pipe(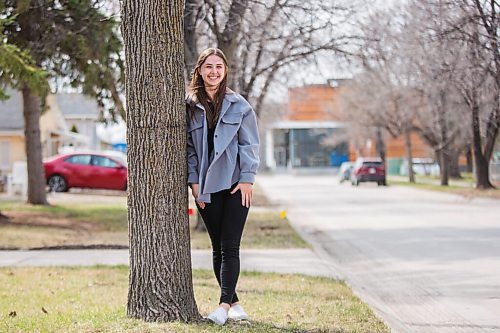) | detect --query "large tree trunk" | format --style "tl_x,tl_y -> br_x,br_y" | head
22,85 -> 48,205
403,128 -> 415,183
438,91 -> 449,186
184,0 -> 199,78
471,101 -> 494,188
449,148 -> 461,179
217,0 -> 250,63
465,147 -> 473,173
439,148 -> 450,186
375,127 -> 386,162
468,24 -> 495,189
122,0 -> 200,322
